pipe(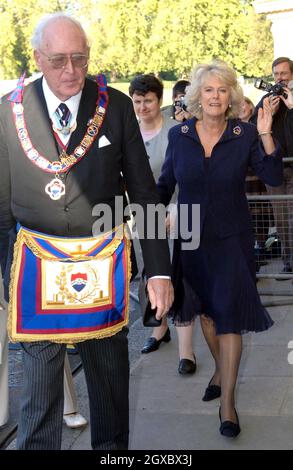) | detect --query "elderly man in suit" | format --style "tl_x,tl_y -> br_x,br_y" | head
0,13 -> 173,450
